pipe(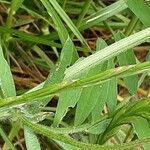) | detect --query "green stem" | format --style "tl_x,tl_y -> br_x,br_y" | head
123,126 -> 133,143
21,117 -> 150,150
125,15 -> 139,36
6,0 -> 17,28
0,61 -> 150,108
